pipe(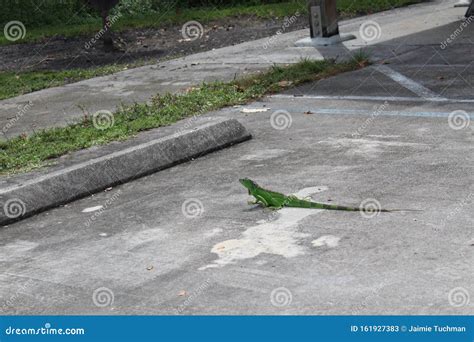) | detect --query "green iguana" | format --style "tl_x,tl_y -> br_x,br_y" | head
239,178 -> 413,212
